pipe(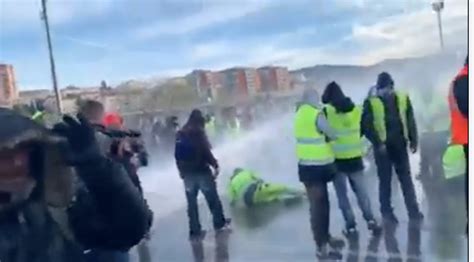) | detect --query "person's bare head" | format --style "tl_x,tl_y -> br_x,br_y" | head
78,100 -> 104,124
